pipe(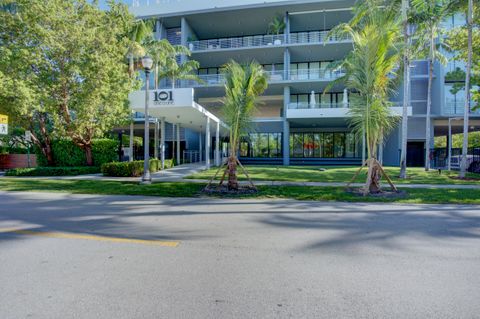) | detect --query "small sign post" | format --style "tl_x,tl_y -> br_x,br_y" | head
0,114 -> 8,135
